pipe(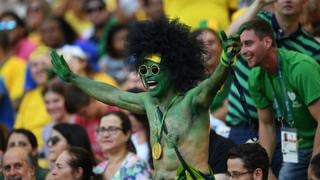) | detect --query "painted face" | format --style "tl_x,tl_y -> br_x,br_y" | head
240,30 -> 269,68
51,151 -> 80,180
2,148 -> 35,180
274,0 -> 307,17
7,133 -> 35,156
44,91 -> 67,122
139,60 -> 171,97
197,30 -> 222,74
227,158 -> 254,180
97,114 -> 130,153
48,130 -> 69,163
